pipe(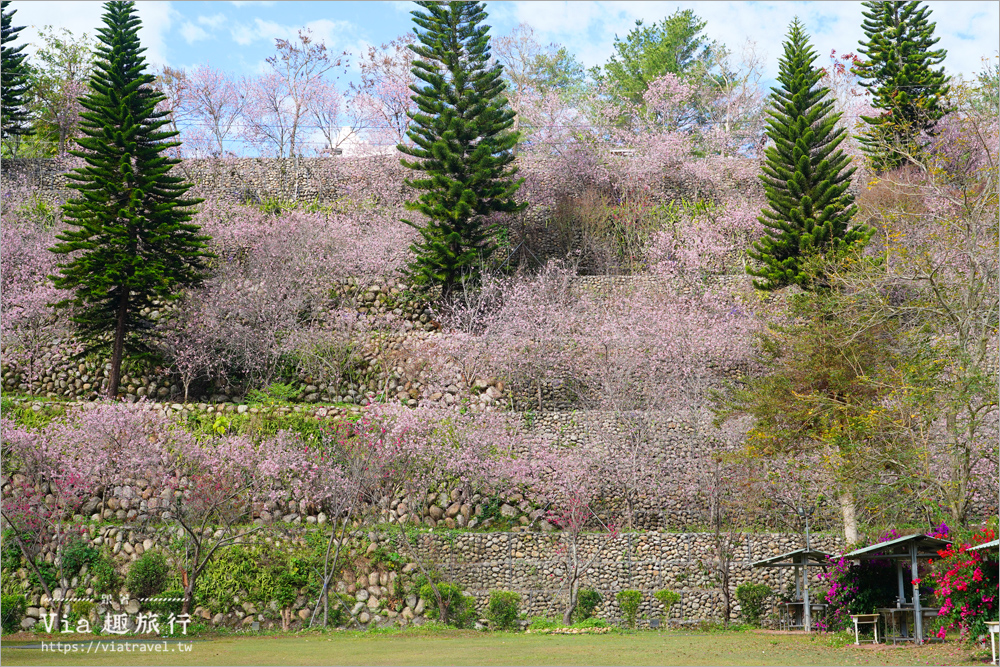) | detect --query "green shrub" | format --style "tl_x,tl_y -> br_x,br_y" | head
1,594 -> 26,633
244,382 -> 300,405
72,601 -> 94,617
369,547 -> 406,572
273,557 -> 309,609
67,600 -> 95,628
0,398 -> 60,429
194,542 -> 318,614
573,588 -> 602,622
654,589 -> 681,620
486,591 -> 521,631
60,536 -> 99,577
735,582 -> 772,627
184,409 -> 329,443
616,590 -> 642,629
90,556 -> 122,596
145,588 -> 184,616
28,559 -> 58,592
527,616 -> 561,630
323,593 -> 358,628
418,581 -> 477,628
572,617 -> 609,629
1,530 -> 22,571
126,552 -> 169,600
